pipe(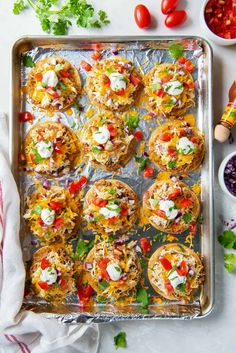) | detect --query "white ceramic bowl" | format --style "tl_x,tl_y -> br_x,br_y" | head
200,0 -> 236,46
218,151 -> 236,201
